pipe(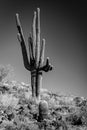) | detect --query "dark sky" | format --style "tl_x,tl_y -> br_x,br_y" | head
0,1 -> 87,97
